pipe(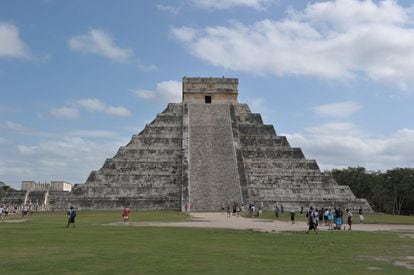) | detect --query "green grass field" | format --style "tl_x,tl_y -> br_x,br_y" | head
1,211 -> 413,274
